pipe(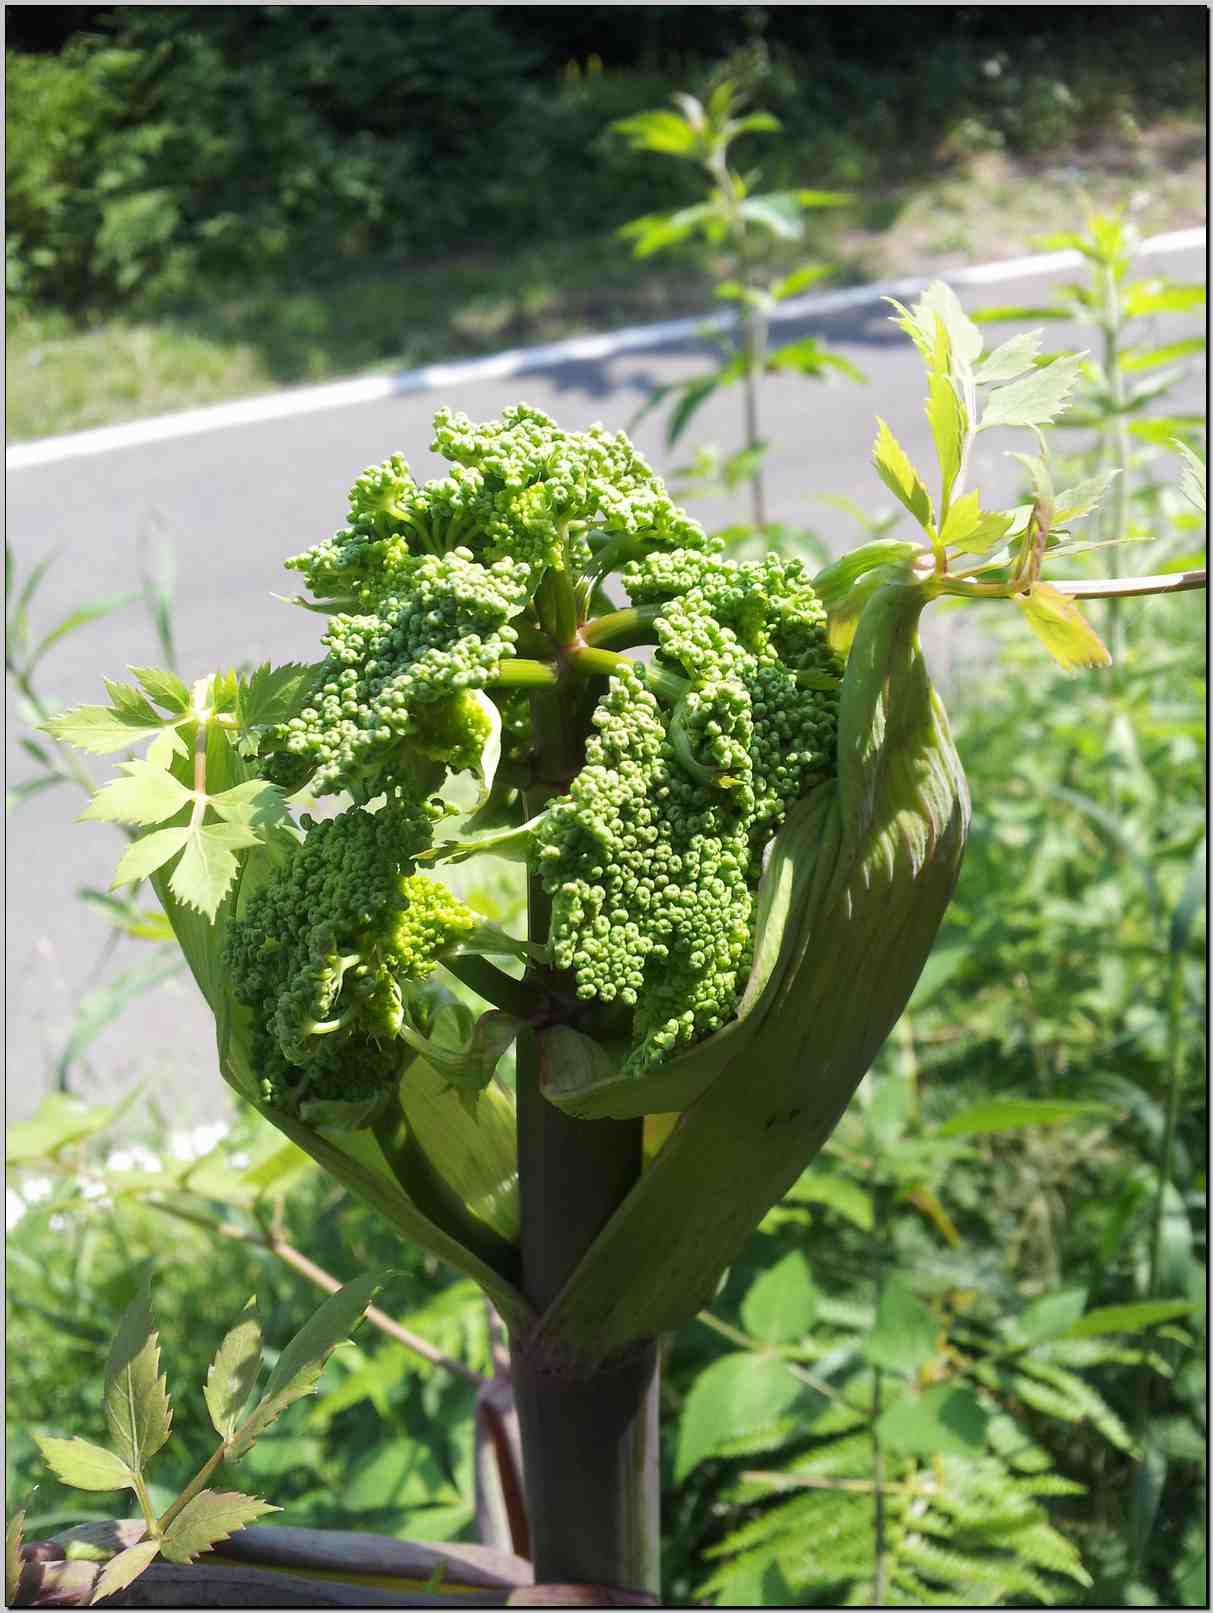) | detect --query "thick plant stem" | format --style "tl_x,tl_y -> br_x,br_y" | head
511,671 -> 661,1597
